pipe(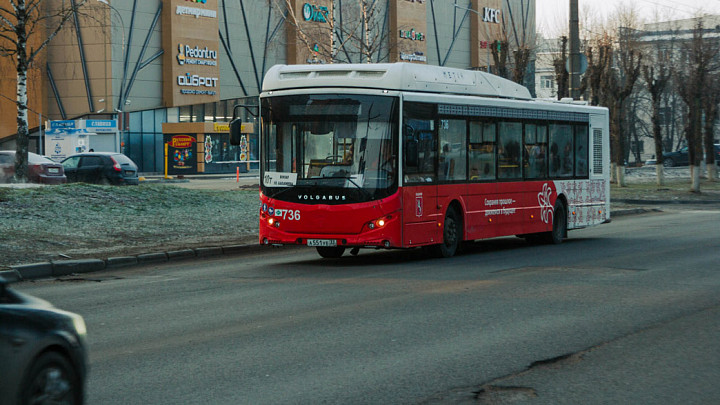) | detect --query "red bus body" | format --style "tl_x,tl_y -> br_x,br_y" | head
251,63 -> 610,257
259,179 -> 608,249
